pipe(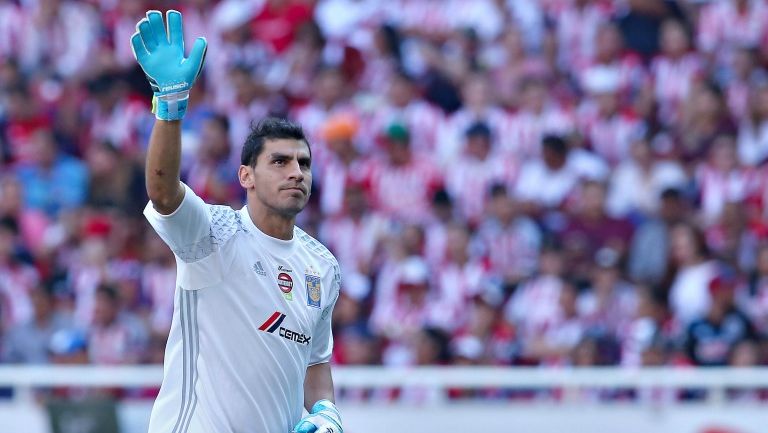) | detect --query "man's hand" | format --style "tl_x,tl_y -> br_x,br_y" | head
292,400 -> 343,433
130,10 -> 207,121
